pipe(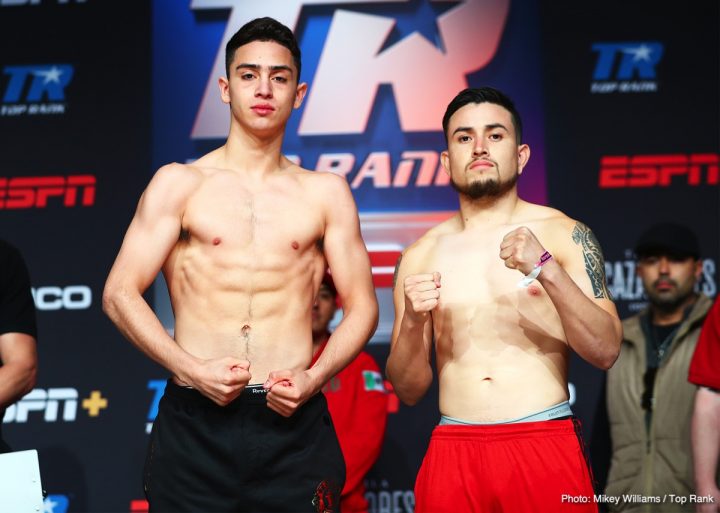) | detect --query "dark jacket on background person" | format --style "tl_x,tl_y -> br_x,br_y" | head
605,294 -> 713,512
